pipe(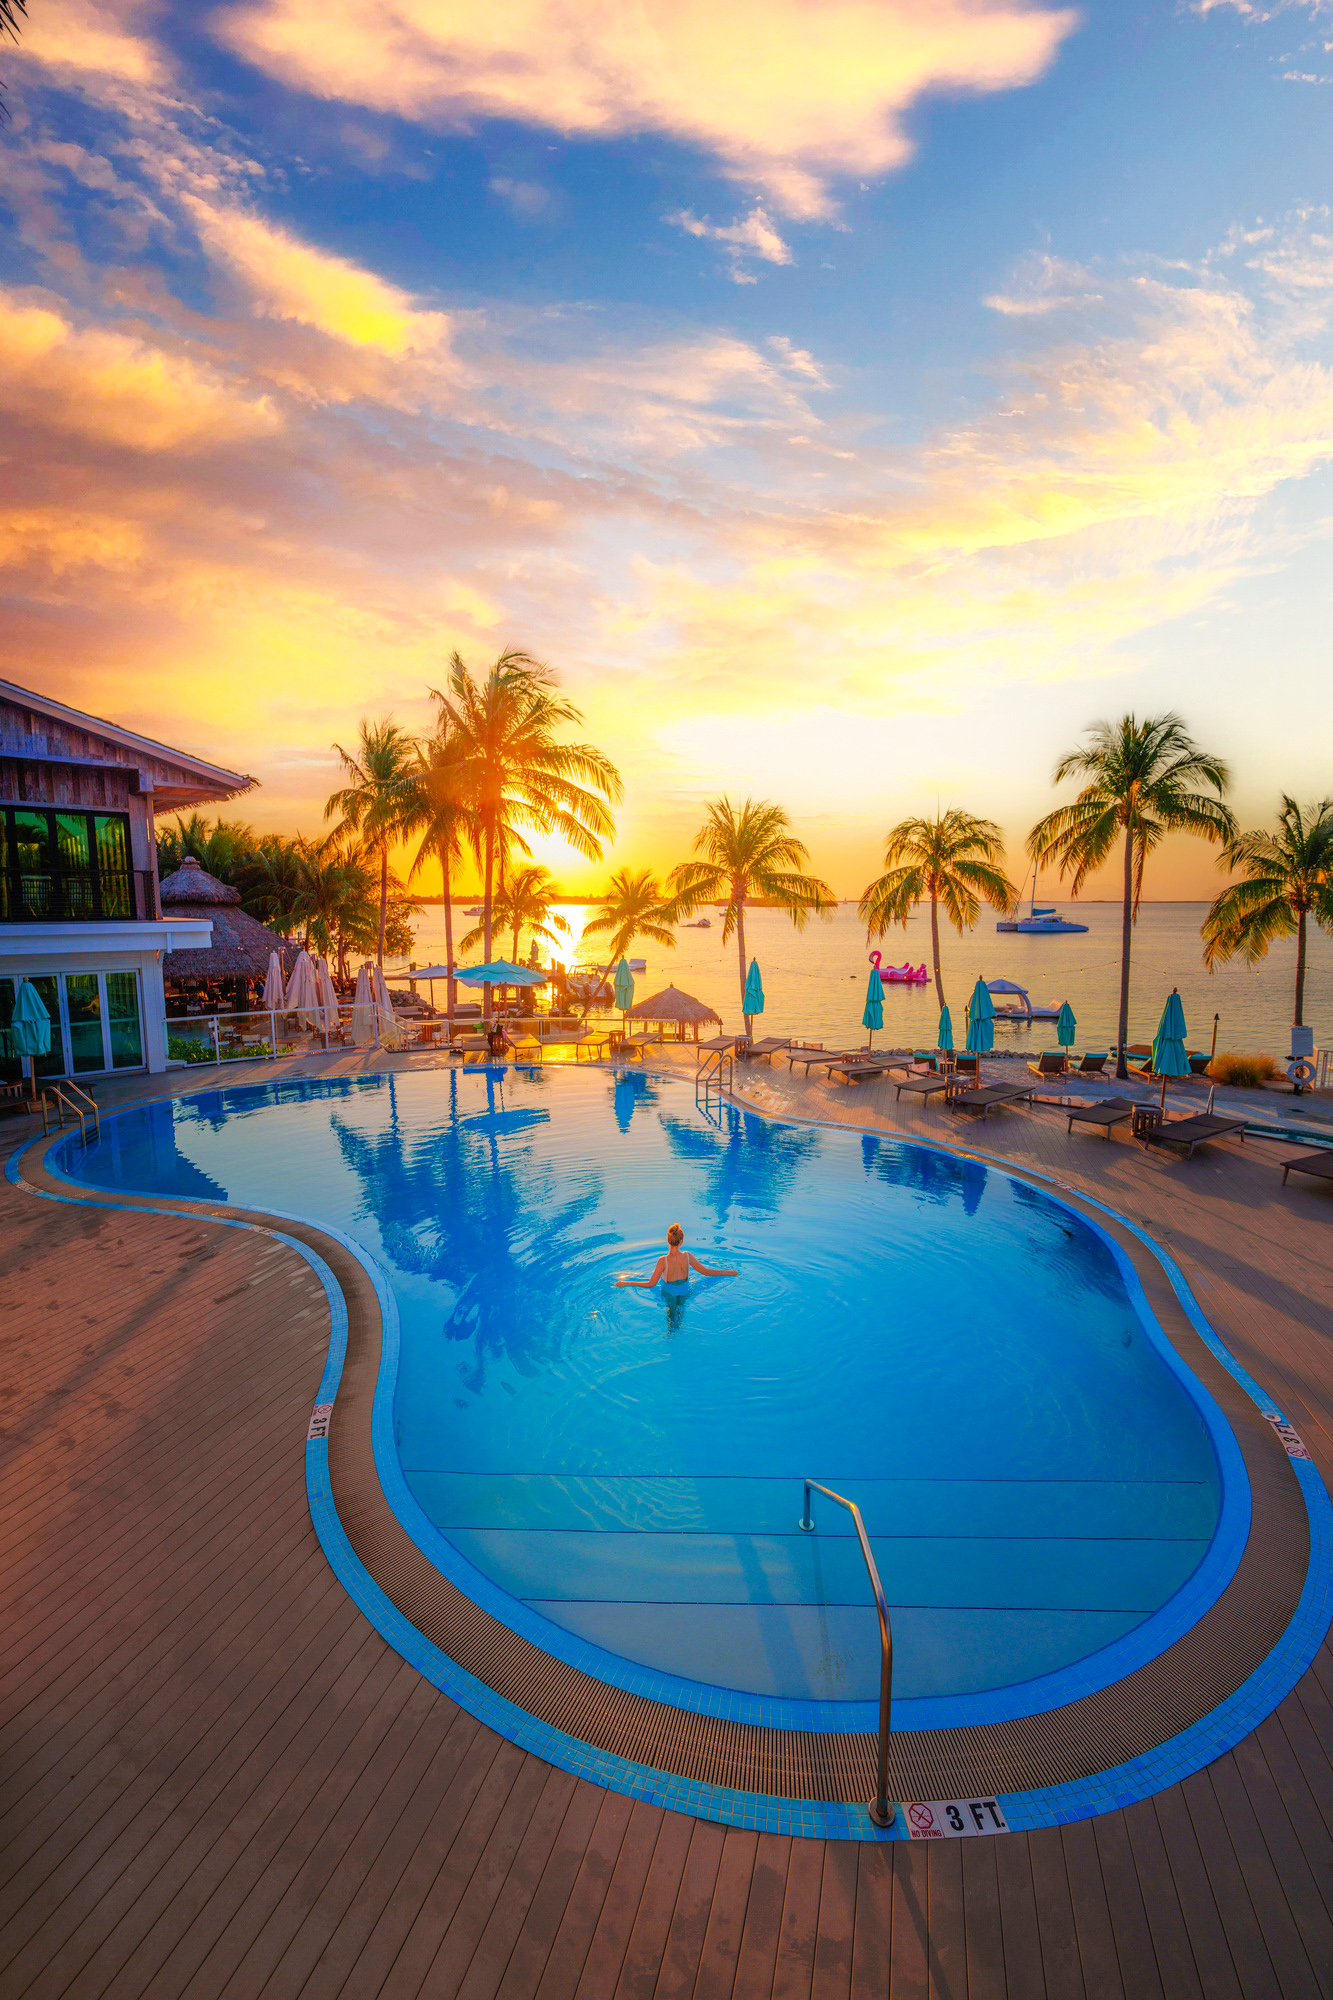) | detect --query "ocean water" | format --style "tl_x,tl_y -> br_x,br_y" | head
57,1068 -> 1227,1714
392,900 -> 1330,1055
